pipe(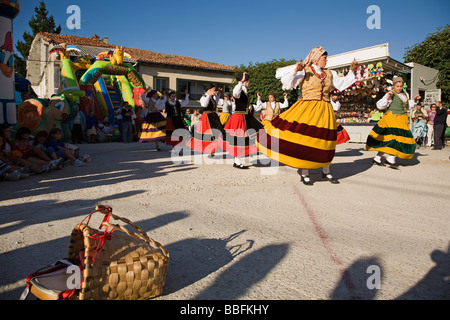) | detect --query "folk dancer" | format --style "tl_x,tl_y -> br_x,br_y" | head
138,88 -> 166,151
165,90 -> 189,147
366,76 -> 420,168
187,84 -> 224,157
217,72 -> 263,169
255,92 -> 289,126
219,92 -> 235,125
256,46 -> 357,185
